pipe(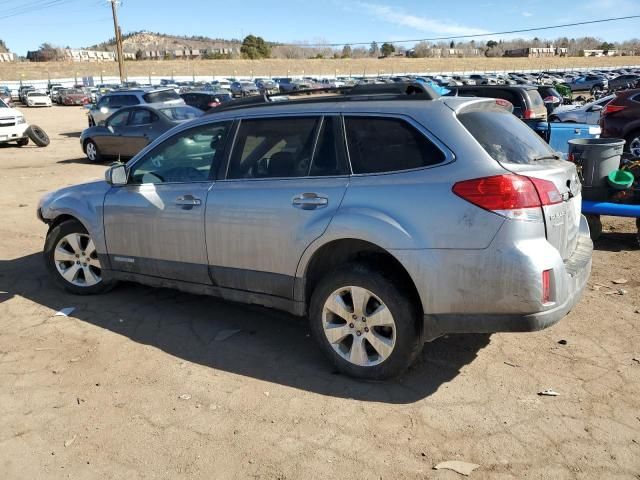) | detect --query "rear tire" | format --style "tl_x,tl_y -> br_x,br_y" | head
309,263 -> 422,380
44,219 -> 114,295
624,130 -> 640,158
26,125 -> 50,147
16,138 -> 29,147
